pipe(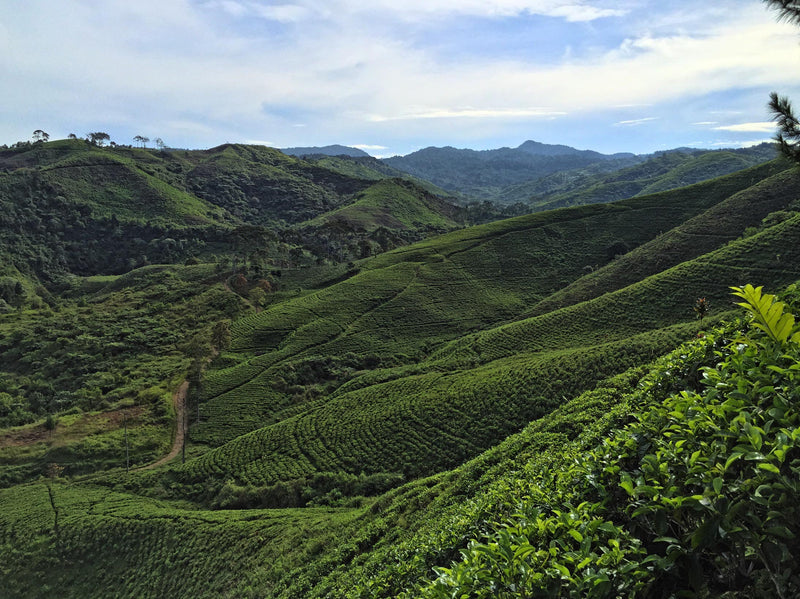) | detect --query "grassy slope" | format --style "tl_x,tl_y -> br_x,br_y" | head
192,182 -> 726,447
502,148 -> 778,209
1,140 -> 231,226
157,163 -> 800,496
0,481 -> 364,598
305,154 -> 454,196
1,145 -> 799,597
4,295 -> 792,598
532,163 -> 800,315
0,264 -> 249,483
178,209 -> 800,493
301,178 -> 460,232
